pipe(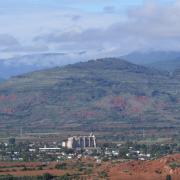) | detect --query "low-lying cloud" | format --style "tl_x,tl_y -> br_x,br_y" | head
0,34 -> 19,48
1,0 -> 180,64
